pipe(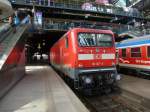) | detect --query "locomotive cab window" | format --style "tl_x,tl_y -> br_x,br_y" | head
147,46 -> 150,57
78,33 -> 96,47
97,34 -> 113,47
122,49 -> 126,57
65,36 -> 69,48
78,33 -> 113,47
131,47 -> 141,57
